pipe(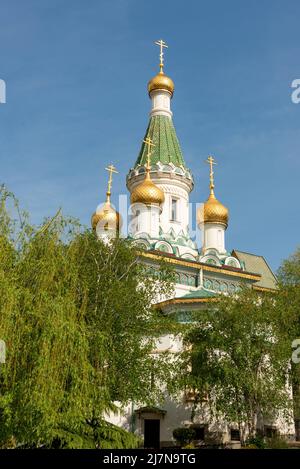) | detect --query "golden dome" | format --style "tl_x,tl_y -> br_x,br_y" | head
198,189 -> 229,227
91,199 -> 121,232
148,71 -> 174,96
131,170 -> 165,206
